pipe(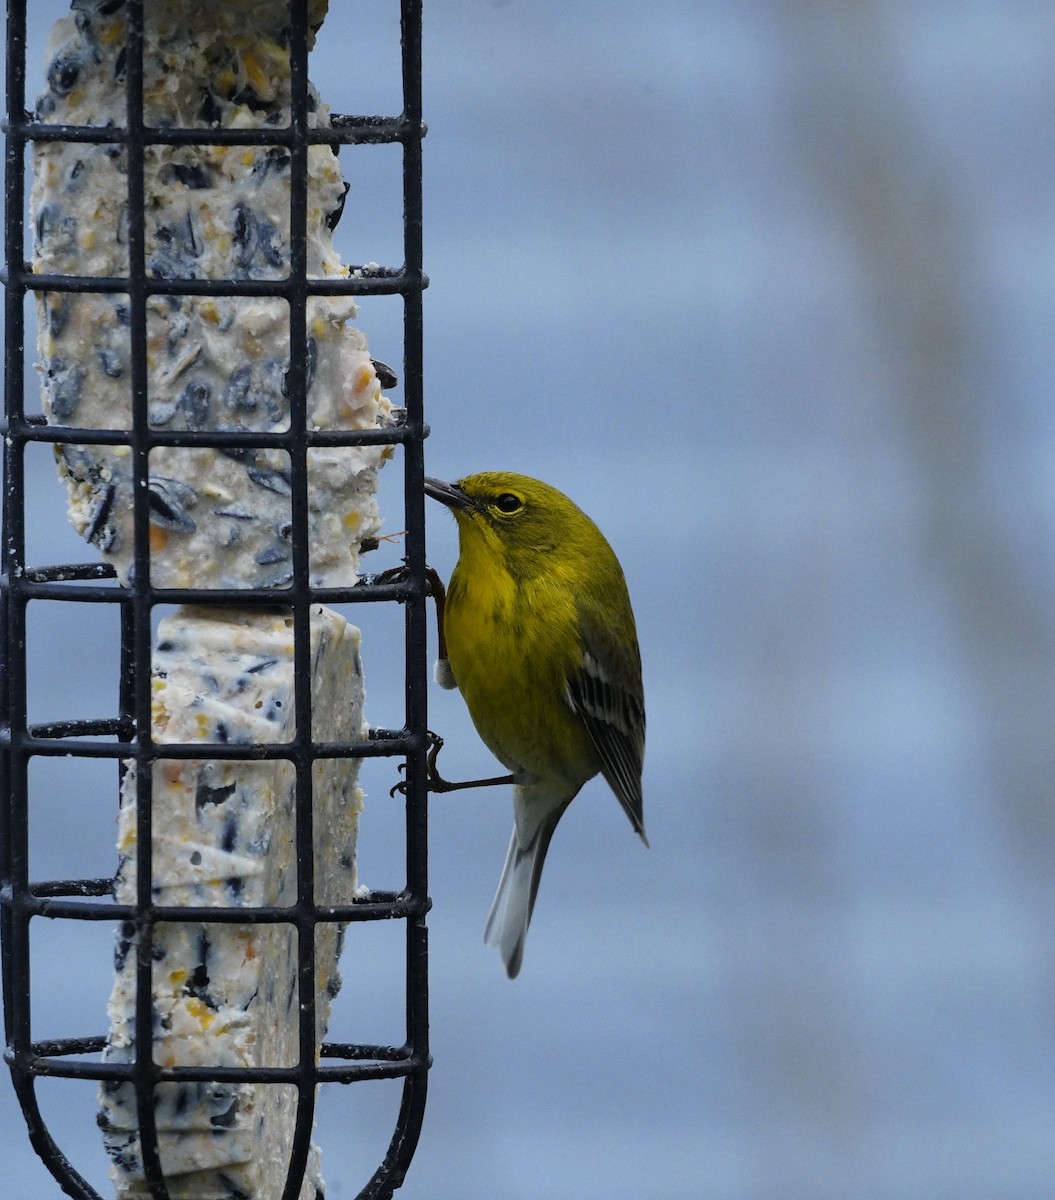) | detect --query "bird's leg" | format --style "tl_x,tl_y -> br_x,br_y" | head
376,565 -> 511,795
390,731 -> 515,797
426,566 -> 449,665
372,562 -> 448,663
423,732 -> 515,792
